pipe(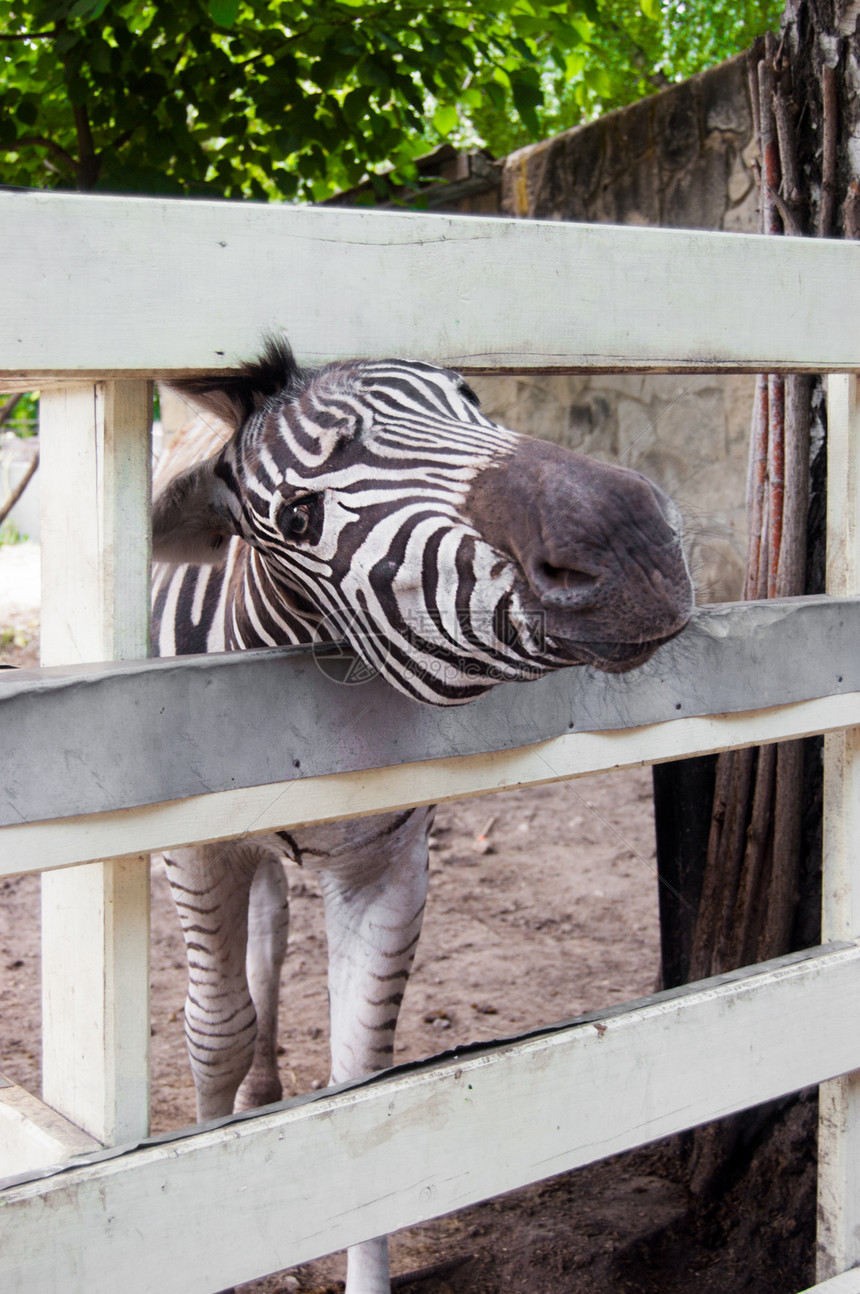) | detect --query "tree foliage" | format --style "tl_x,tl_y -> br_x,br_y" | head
0,1 -> 783,201
0,0 -> 601,199
469,0 -> 786,157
